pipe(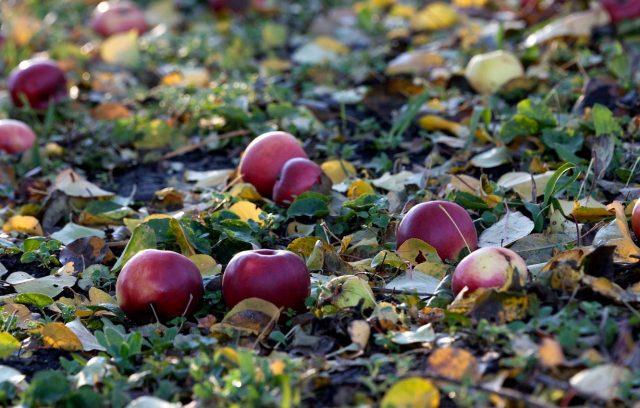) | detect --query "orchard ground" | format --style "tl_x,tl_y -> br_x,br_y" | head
1,0 -> 640,407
